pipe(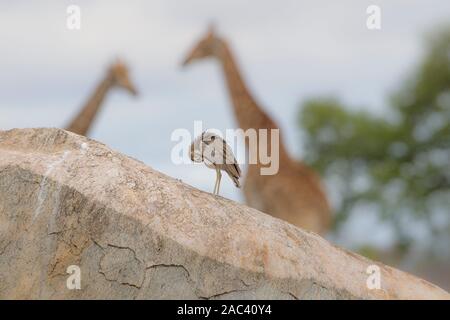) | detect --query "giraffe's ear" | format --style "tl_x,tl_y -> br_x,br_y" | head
115,57 -> 125,67
207,23 -> 216,39
110,57 -> 124,71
